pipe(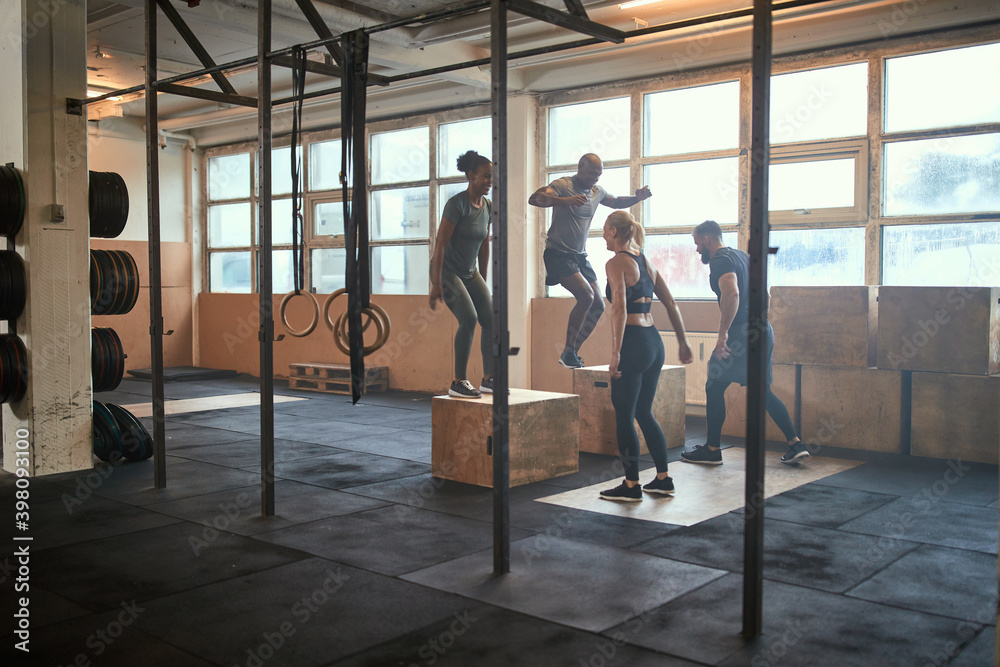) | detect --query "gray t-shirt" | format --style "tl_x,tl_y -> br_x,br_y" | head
442,192 -> 491,279
543,175 -> 608,254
